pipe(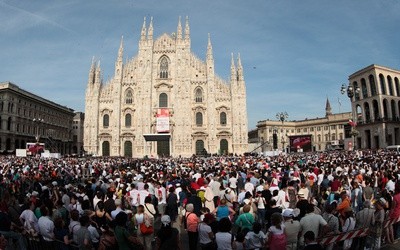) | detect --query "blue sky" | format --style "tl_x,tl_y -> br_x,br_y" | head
1,0 -> 400,129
